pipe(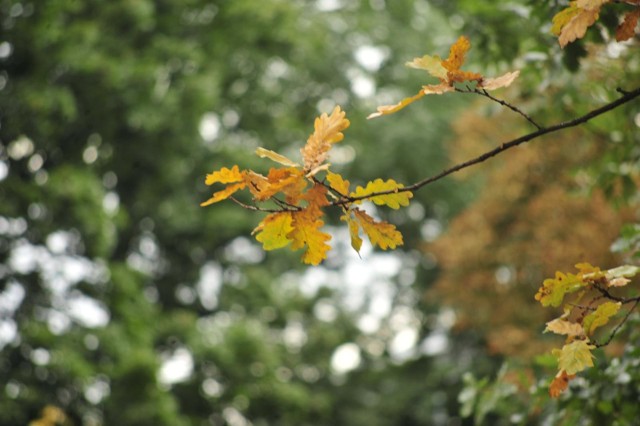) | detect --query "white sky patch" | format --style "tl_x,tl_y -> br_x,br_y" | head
159,347 -> 194,385
316,0 -> 343,11
197,261 -> 223,310
67,294 -> 110,328
331,342 -> 361,374
0,161 -> 8,181
224,237 -> 264,264
354,45 -> 389,72
350,74 -> 376,98
199,113 -> 221,143
389,327 -> 419,361
420,331 -> 449,356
